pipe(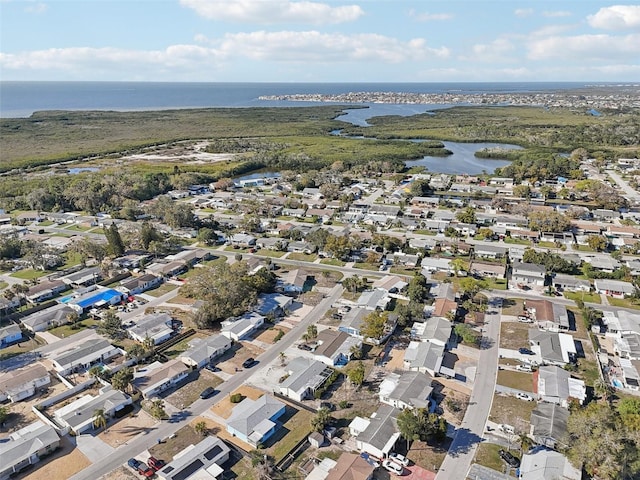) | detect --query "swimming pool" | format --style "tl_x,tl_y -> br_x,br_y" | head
612,379 -> 623,388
